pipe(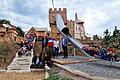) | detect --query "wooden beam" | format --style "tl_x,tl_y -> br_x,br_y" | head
31,69 -> 45,72
52,59 -> 98,65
